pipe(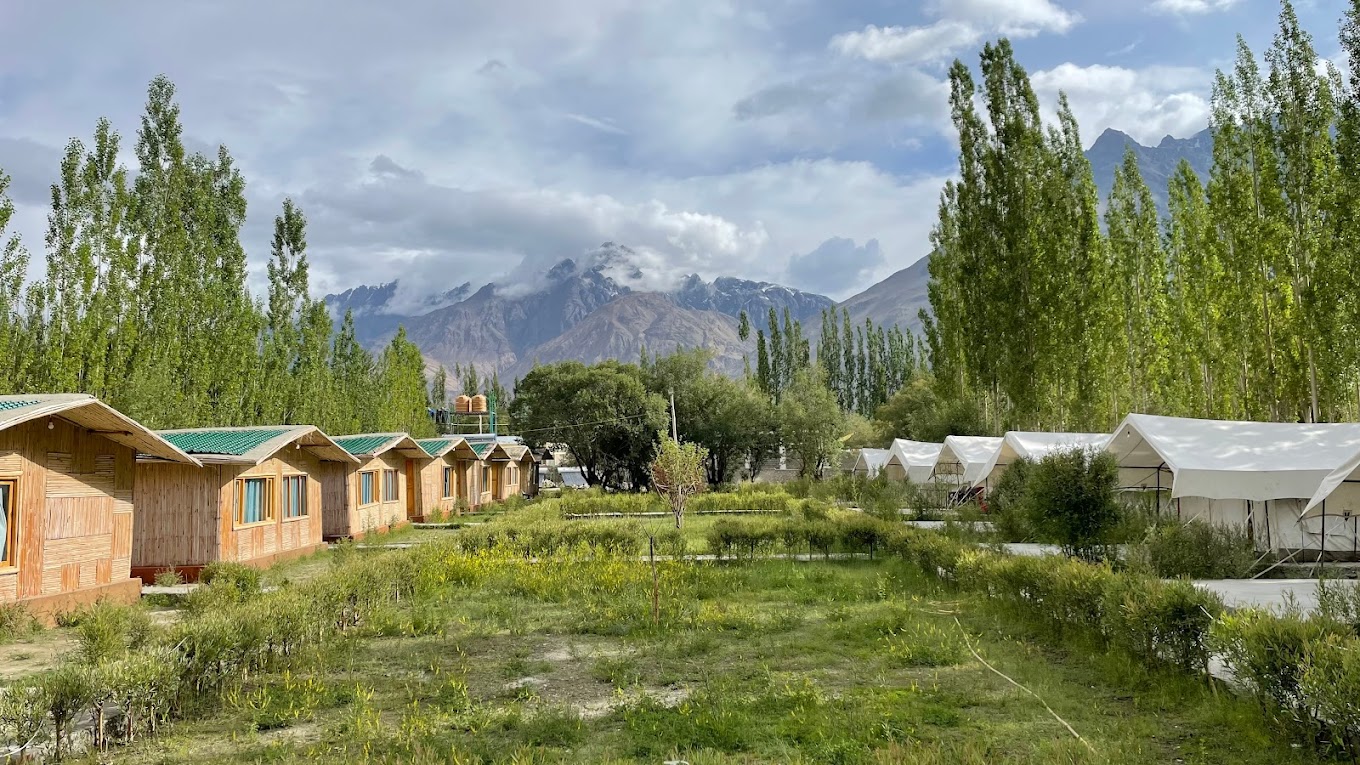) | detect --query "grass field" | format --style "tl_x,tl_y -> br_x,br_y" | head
105,550 -> 1319,765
